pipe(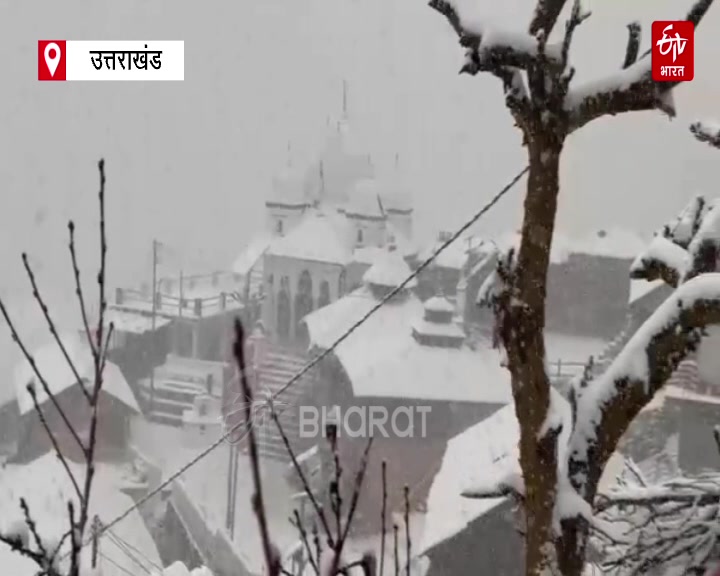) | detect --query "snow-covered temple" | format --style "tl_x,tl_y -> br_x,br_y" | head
235,119 -> 417,347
